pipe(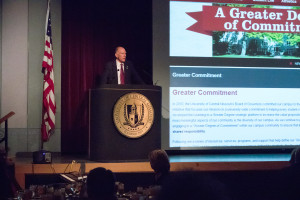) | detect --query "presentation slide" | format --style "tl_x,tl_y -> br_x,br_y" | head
152,0 -> 300,150
170,0 -> 300,59
170,66 -> 300,148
